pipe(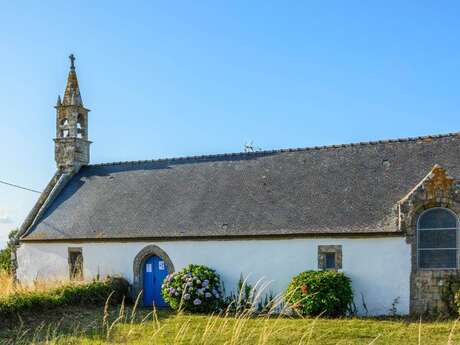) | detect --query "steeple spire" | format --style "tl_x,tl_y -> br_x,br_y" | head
54,54 -> 91,172
62,54 -> 82,106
